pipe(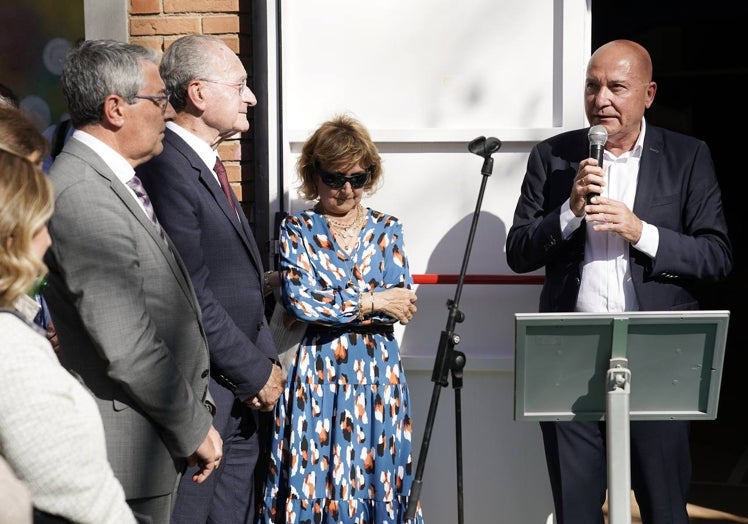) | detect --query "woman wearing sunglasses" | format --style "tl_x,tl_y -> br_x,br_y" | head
258,114 -> 423,523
